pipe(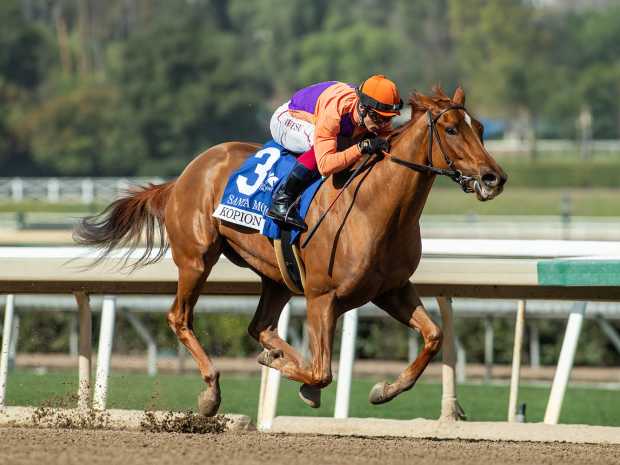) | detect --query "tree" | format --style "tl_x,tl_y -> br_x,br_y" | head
449,0 -> 561,156
115,2 -> 272,175
0,0 -> 52,90
572,6 -> 620,138
392,0 -> 458,91
26,84 -> 147,175
0,0 -> 53,173
295,24 -> 401,86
